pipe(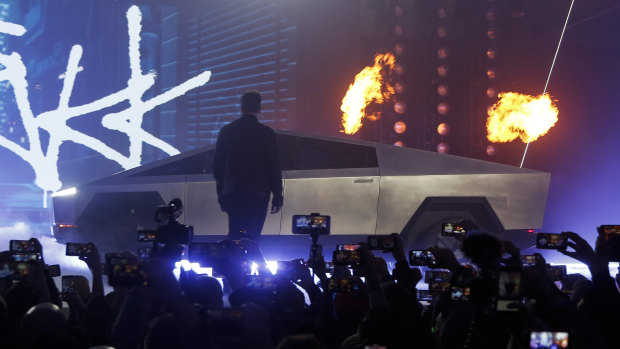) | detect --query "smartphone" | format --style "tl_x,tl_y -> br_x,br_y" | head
428,281 -> 450,295
417,289 -> 432,301
0,262 -> 14,278
336,244 -> 361,251
441,222 -> 467,237
220,240 -> 247,254
597,225 -> 620,241
367,235 -> 396,251
137,230 -> 157,242
309,244 -> 323,267
547,265 -> 566,282
62,275 -> 77,294
245,275 -> 278,291
496,266 -> 522,311
11,252 -> 41,262
137,247 -> 151,260
529,331 -> 569,349
425,270 -> 450,283
597,225 -> 620,261
13,262 -> 32,280
521,255 -> 538,267
323,261 -> 334,274
66,242 -> 91,257
450,286 -> 471,301
328,277 -> 363,293
108,262 -> 148,287
276,259 -> 305,280
105,252 -> 129,265
105,252 -> 139,282
188,242 -> 223,266
408,250 -> 436,267
47,264 -> 61,277
292,215 -> 330,235
200,307 -> 245,335
10,240 -> 37,253
332,249 -> 363,267
536,233 -> 567,250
